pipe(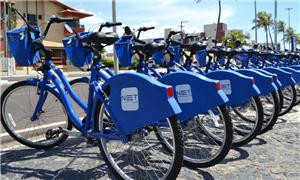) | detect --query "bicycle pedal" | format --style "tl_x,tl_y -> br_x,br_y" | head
61,128 -> 82,137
